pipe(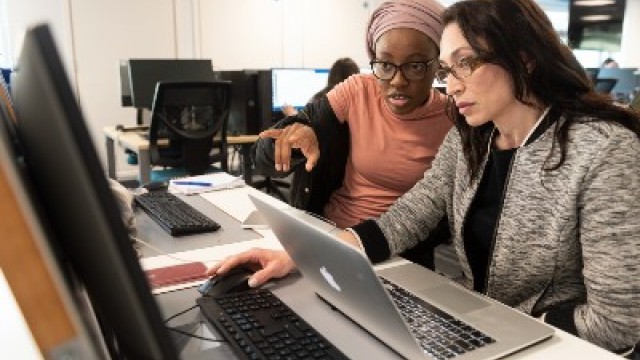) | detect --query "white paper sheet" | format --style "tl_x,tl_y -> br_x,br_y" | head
168,172 -> 245,195
199,186 -> 290,223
